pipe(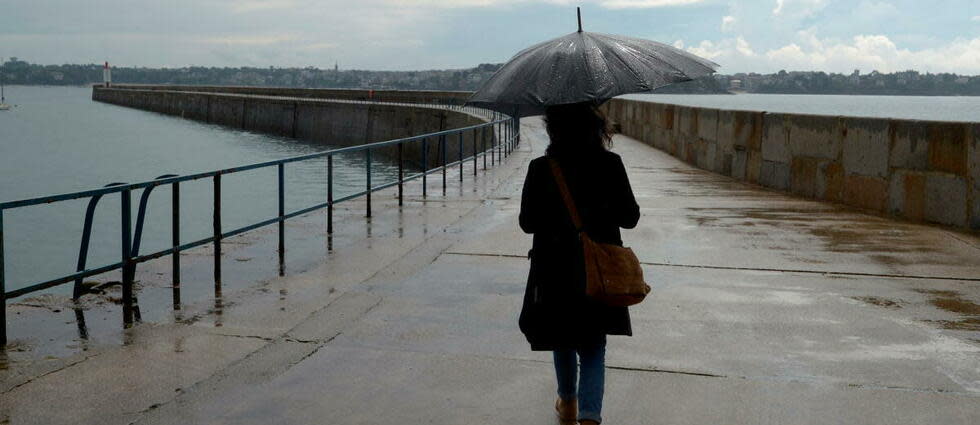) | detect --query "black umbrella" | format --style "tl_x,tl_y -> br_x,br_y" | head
468,8 -> 719,117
